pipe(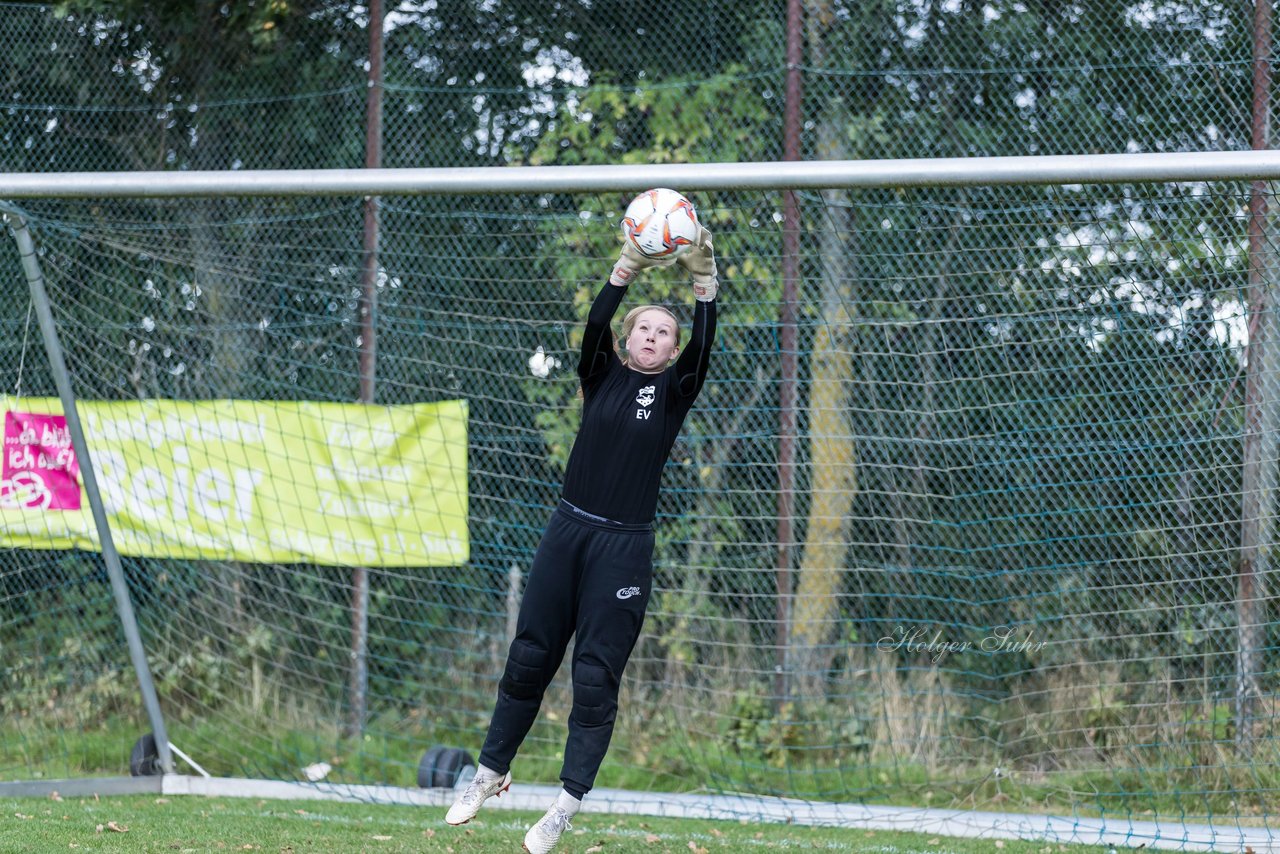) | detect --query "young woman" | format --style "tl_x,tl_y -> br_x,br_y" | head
445,226 -> 719,853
